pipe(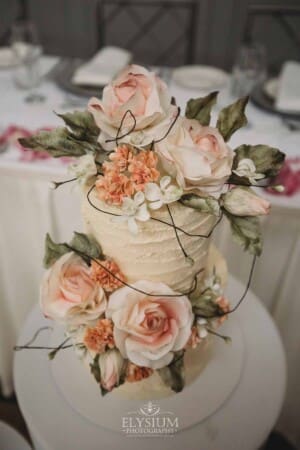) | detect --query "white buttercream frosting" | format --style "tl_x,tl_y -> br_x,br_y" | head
81,187 -> 217,294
